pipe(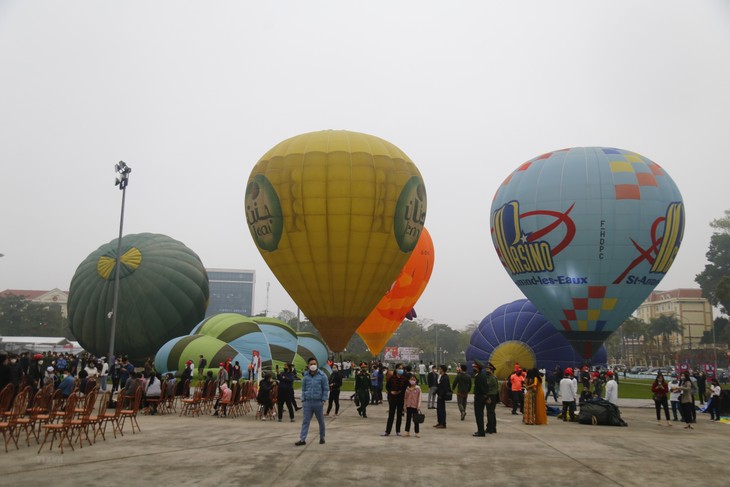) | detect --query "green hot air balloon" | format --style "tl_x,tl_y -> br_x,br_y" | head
68,233 -> 209,362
